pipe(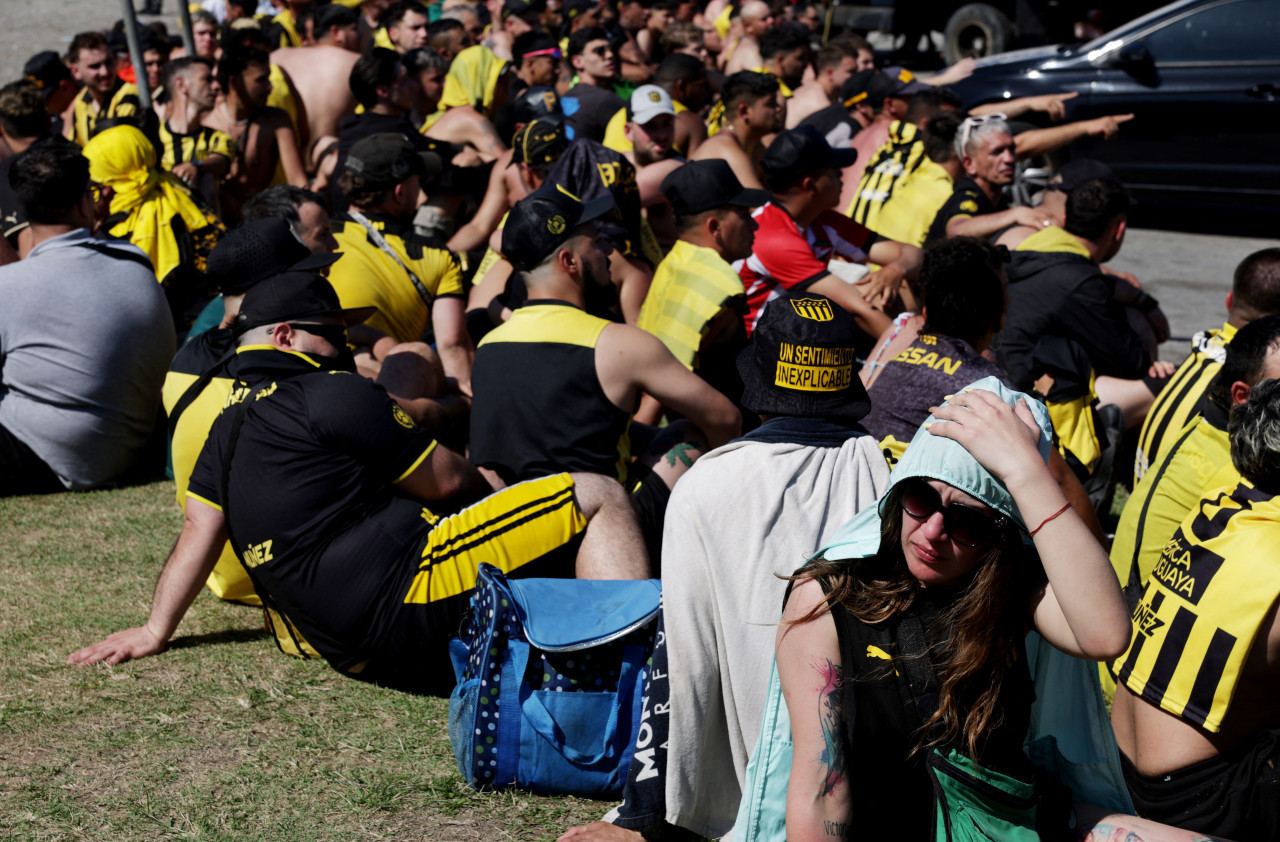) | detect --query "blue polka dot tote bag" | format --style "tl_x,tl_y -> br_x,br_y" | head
448,563 -> 660,798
